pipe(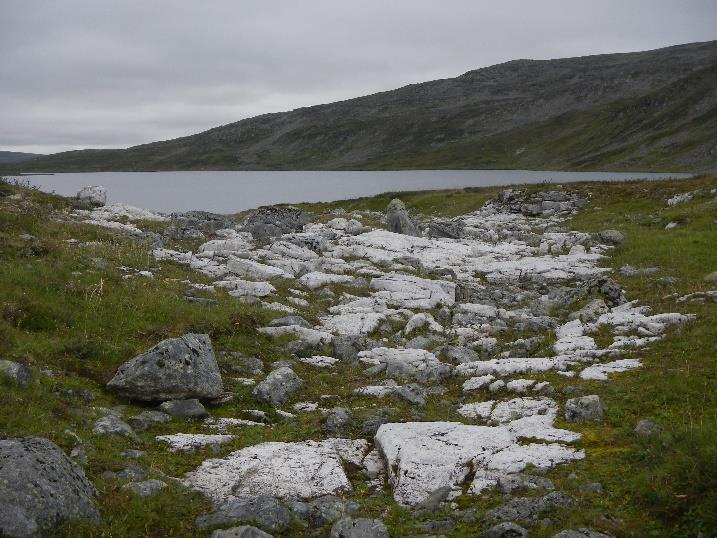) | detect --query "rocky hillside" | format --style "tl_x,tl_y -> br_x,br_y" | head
0,151 -> 42,164
6,41 -> 717,174
1,175 -> 715,536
